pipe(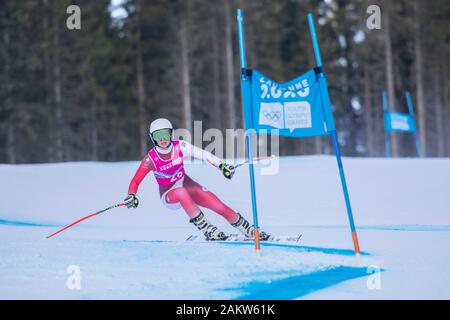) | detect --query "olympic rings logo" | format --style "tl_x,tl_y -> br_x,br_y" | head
263,110 -> 282,121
